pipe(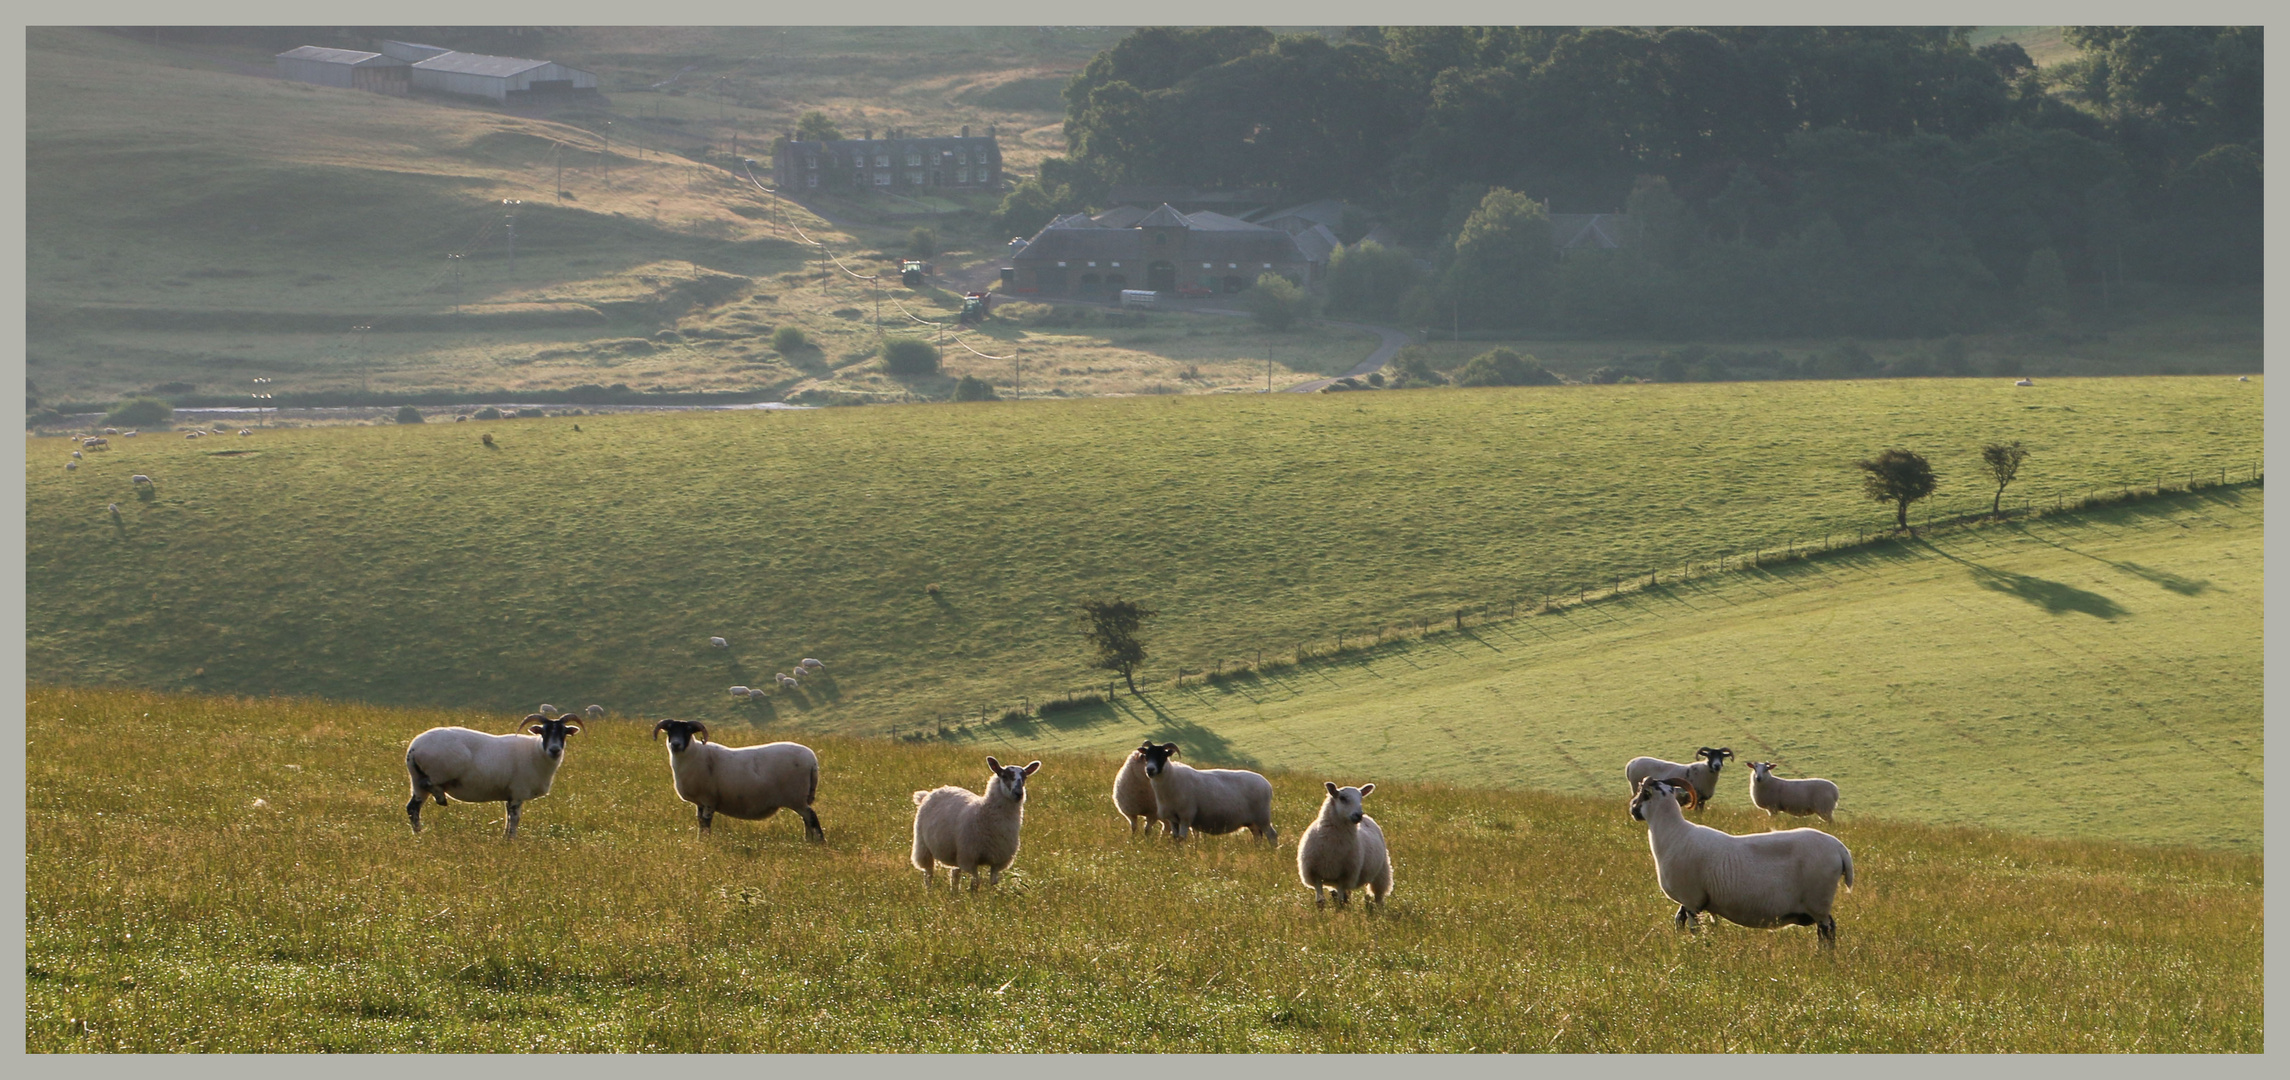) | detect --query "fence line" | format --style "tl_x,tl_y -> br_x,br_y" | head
892,459 -> 2261,743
